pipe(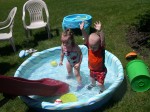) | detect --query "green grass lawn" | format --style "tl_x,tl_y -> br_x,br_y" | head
0,0 -> 150,112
